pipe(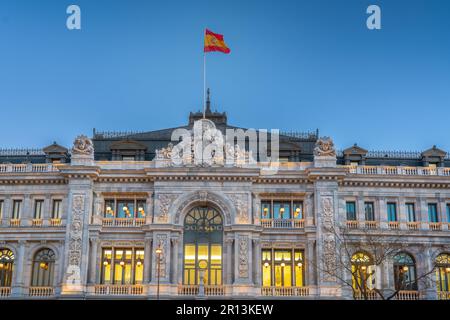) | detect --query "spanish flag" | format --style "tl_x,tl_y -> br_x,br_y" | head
204,29 -> 231,54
